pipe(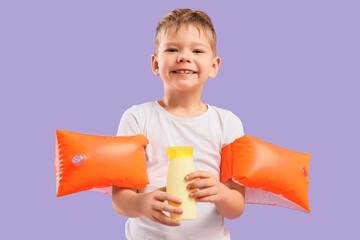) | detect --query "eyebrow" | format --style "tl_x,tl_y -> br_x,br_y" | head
163,42 -> 210,48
